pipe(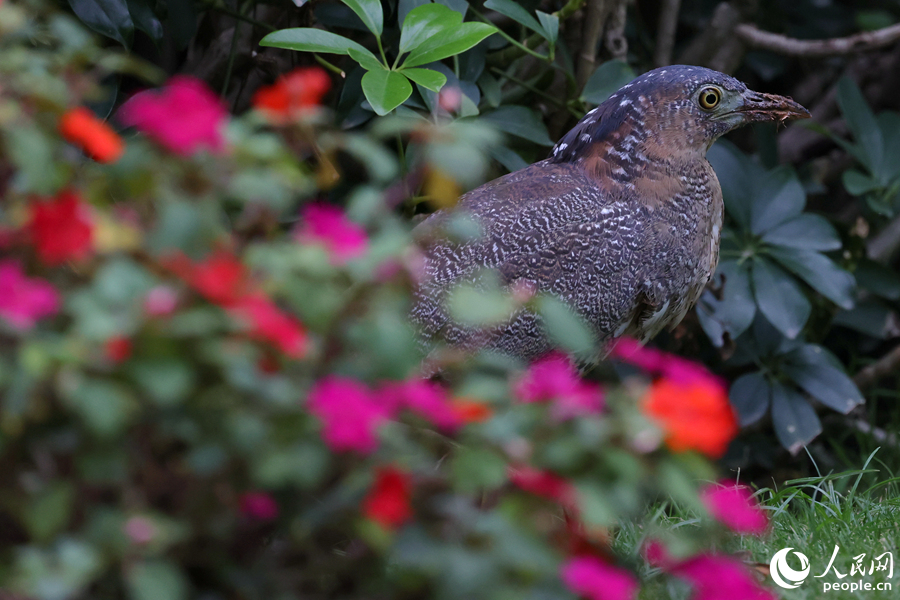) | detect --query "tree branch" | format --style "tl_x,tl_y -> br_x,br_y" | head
735,22 -> 900,58
654,0 -> 682,67
576,0 -> 609,89
853,343 -> 900,391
